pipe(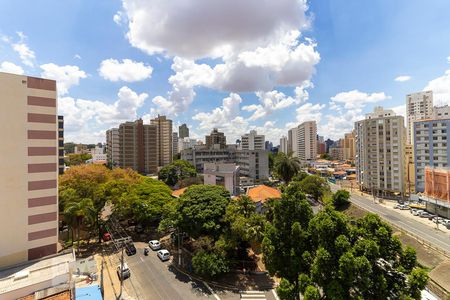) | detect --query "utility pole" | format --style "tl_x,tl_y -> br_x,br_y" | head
435,197 -> 439,230
178,228 -> 182,266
